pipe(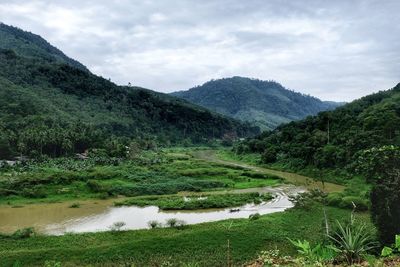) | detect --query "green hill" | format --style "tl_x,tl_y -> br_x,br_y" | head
0,24 -> 258,159
171,77 -> 343,130
0,23 -> 87,71
238,83 -> 400,172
